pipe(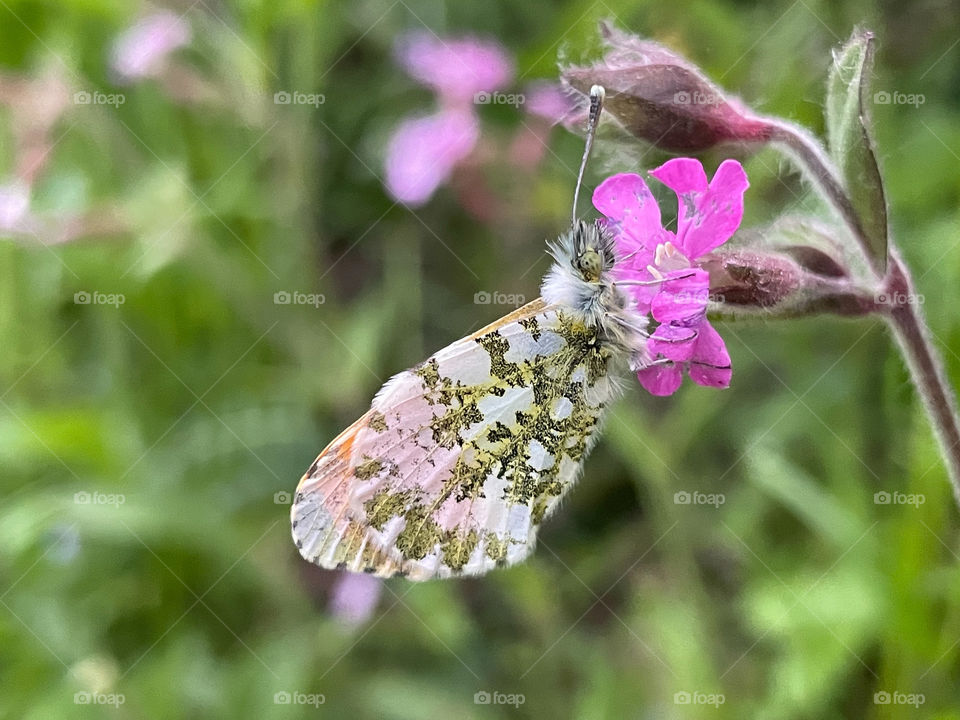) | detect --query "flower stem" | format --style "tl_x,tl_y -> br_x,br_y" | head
769,123 -> 960,500
768,121 -> 960,499
768,122 -> 884,278
883,250 -> 960,504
